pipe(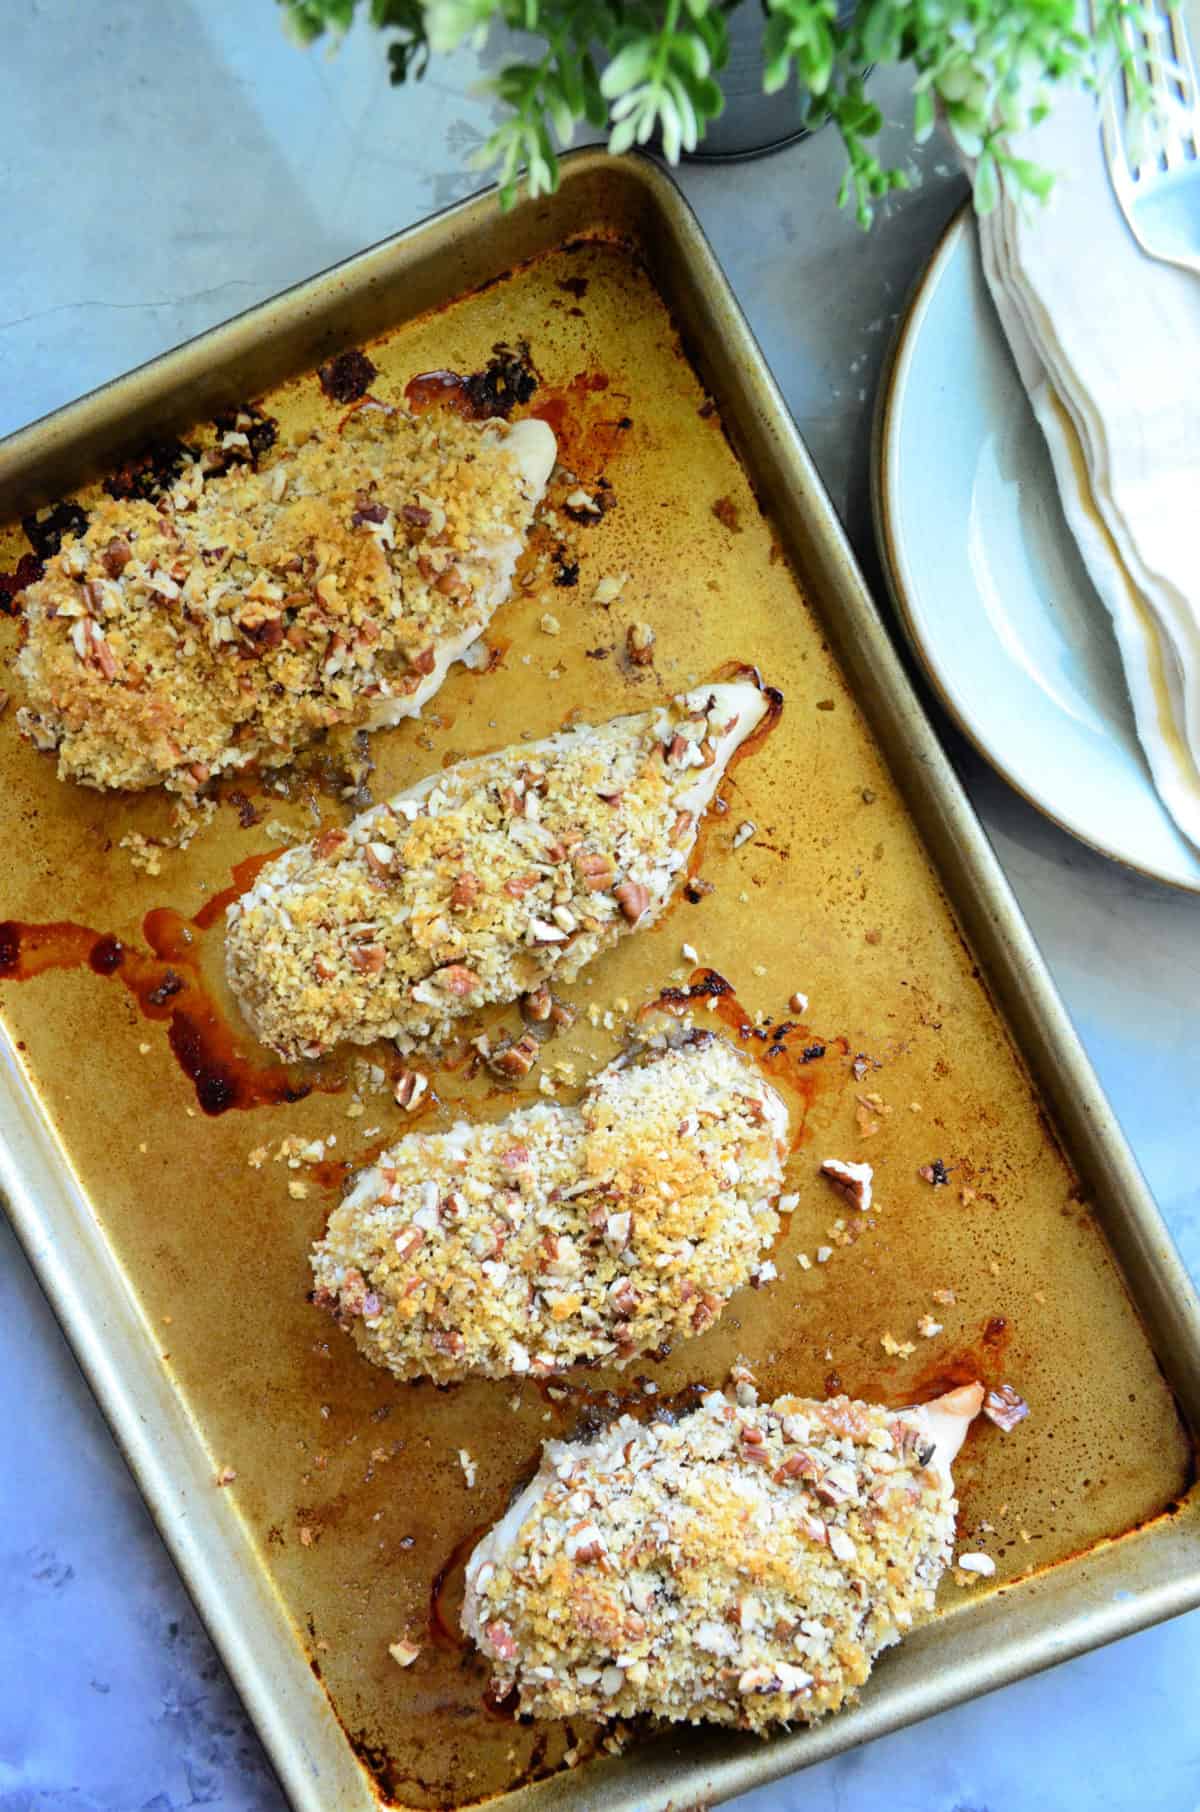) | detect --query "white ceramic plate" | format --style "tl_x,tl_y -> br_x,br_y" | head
874,209 -> 1200,892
